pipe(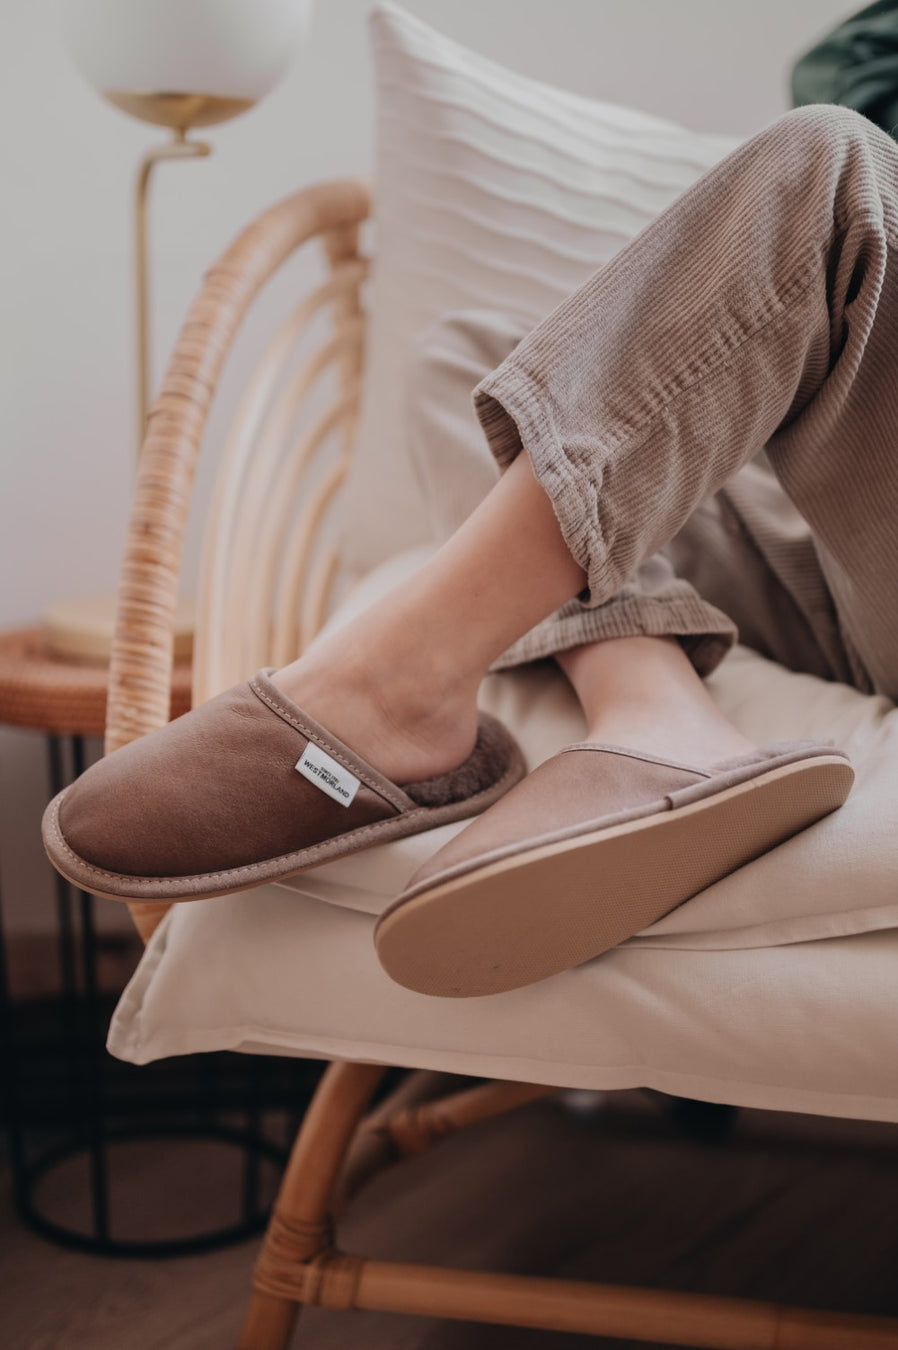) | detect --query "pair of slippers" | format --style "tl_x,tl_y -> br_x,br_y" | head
42,667 -> 854,997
